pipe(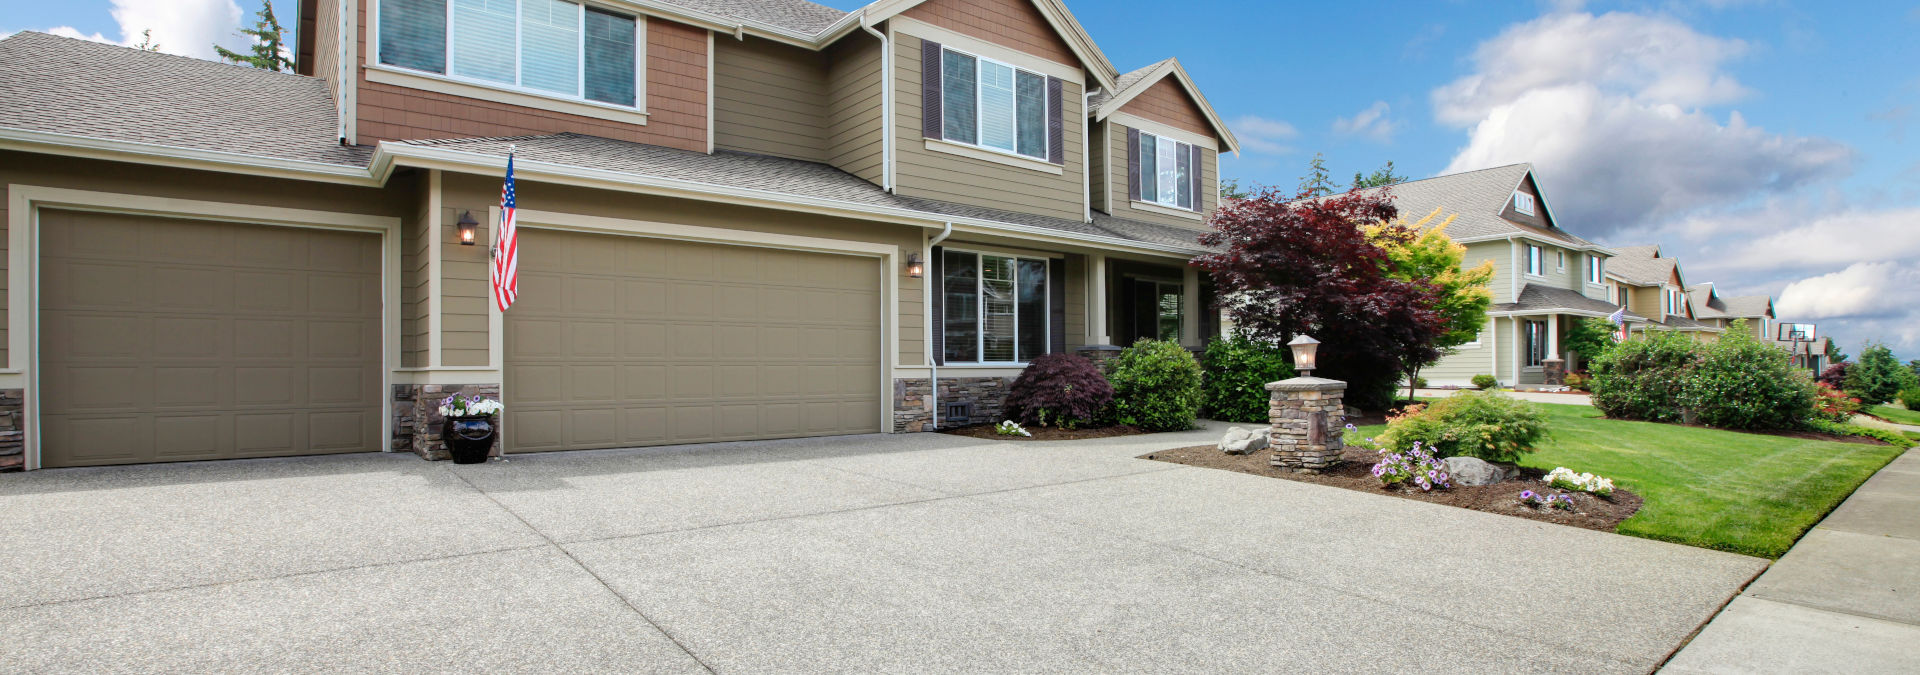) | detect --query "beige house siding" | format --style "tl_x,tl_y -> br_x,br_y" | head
1424,321 -> 1496,385
1628,285 -> 1662,319
712,36 -> 829,162
1523,240 -> 1578,291
1462,242 -> 1513,304
1064,254 -> 1087,352
1104,123 -> 1217,229
893,32 -> 1085,222
826,35 -> 885,185
436,172 -> 928,367
1089,120 -> 1109,213
402,185 -> 431,368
